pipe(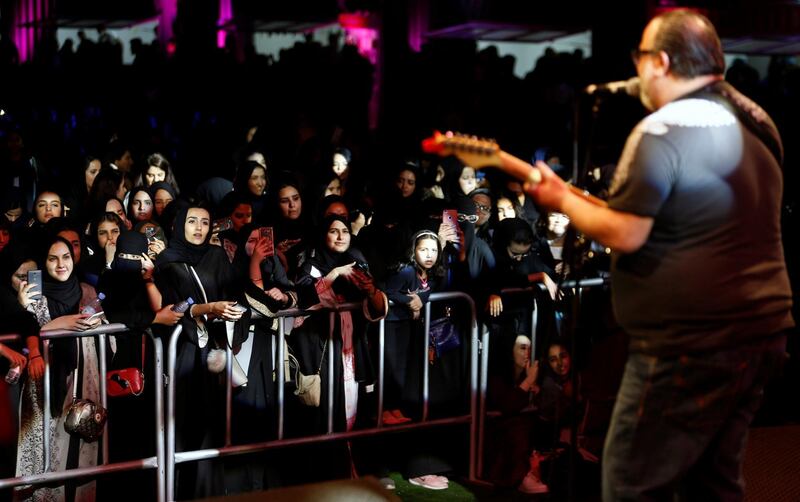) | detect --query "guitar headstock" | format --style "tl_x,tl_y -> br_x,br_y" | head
421,131 -> 502,169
